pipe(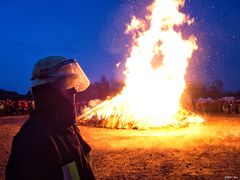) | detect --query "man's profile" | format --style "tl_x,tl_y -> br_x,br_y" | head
6,56 -> 95,180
